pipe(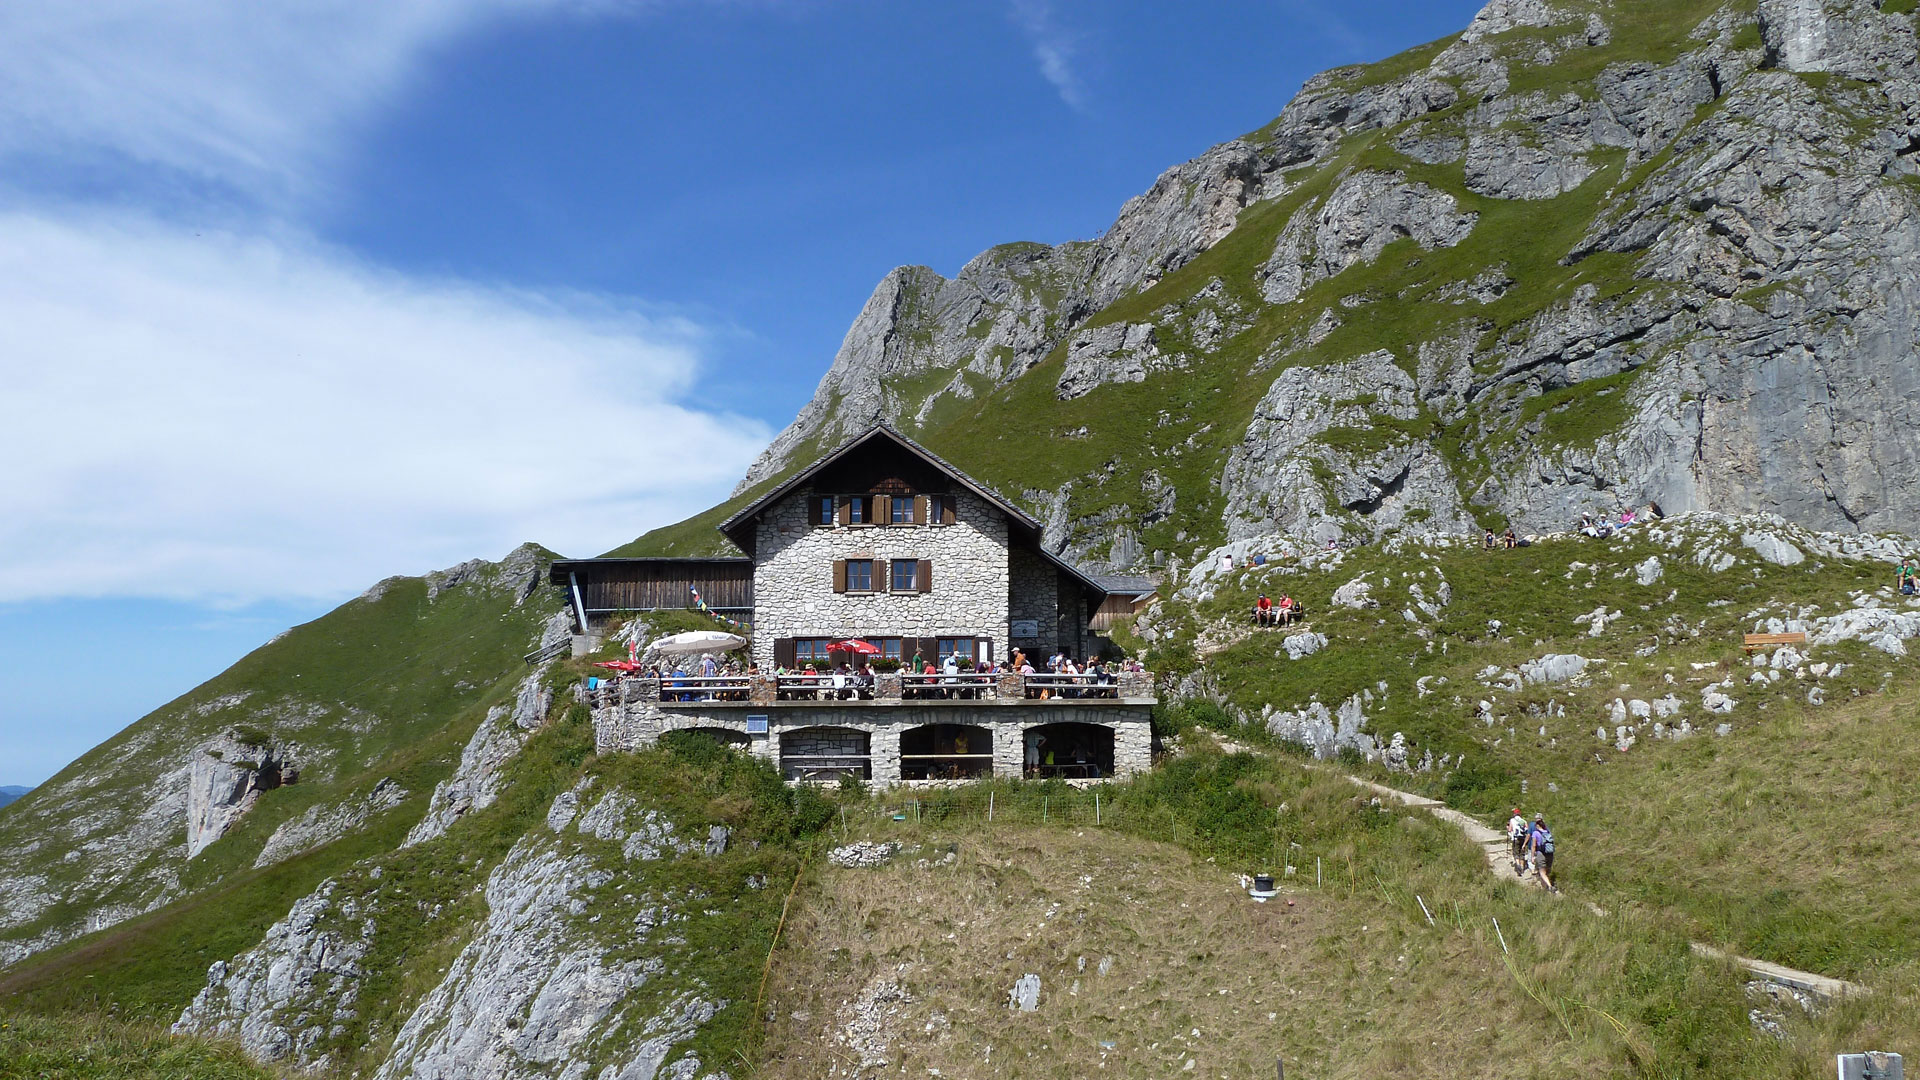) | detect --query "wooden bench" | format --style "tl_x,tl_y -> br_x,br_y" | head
1742,631 -> 1806,654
